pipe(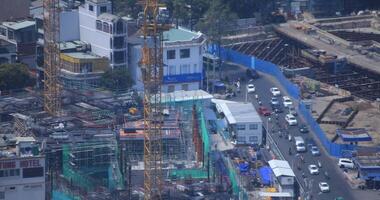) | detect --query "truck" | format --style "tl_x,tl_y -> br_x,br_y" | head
294,136 -> 306,152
